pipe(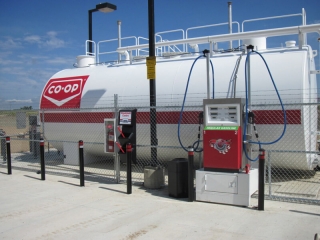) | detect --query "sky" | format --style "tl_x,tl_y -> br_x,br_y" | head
0,0 -> 319,110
